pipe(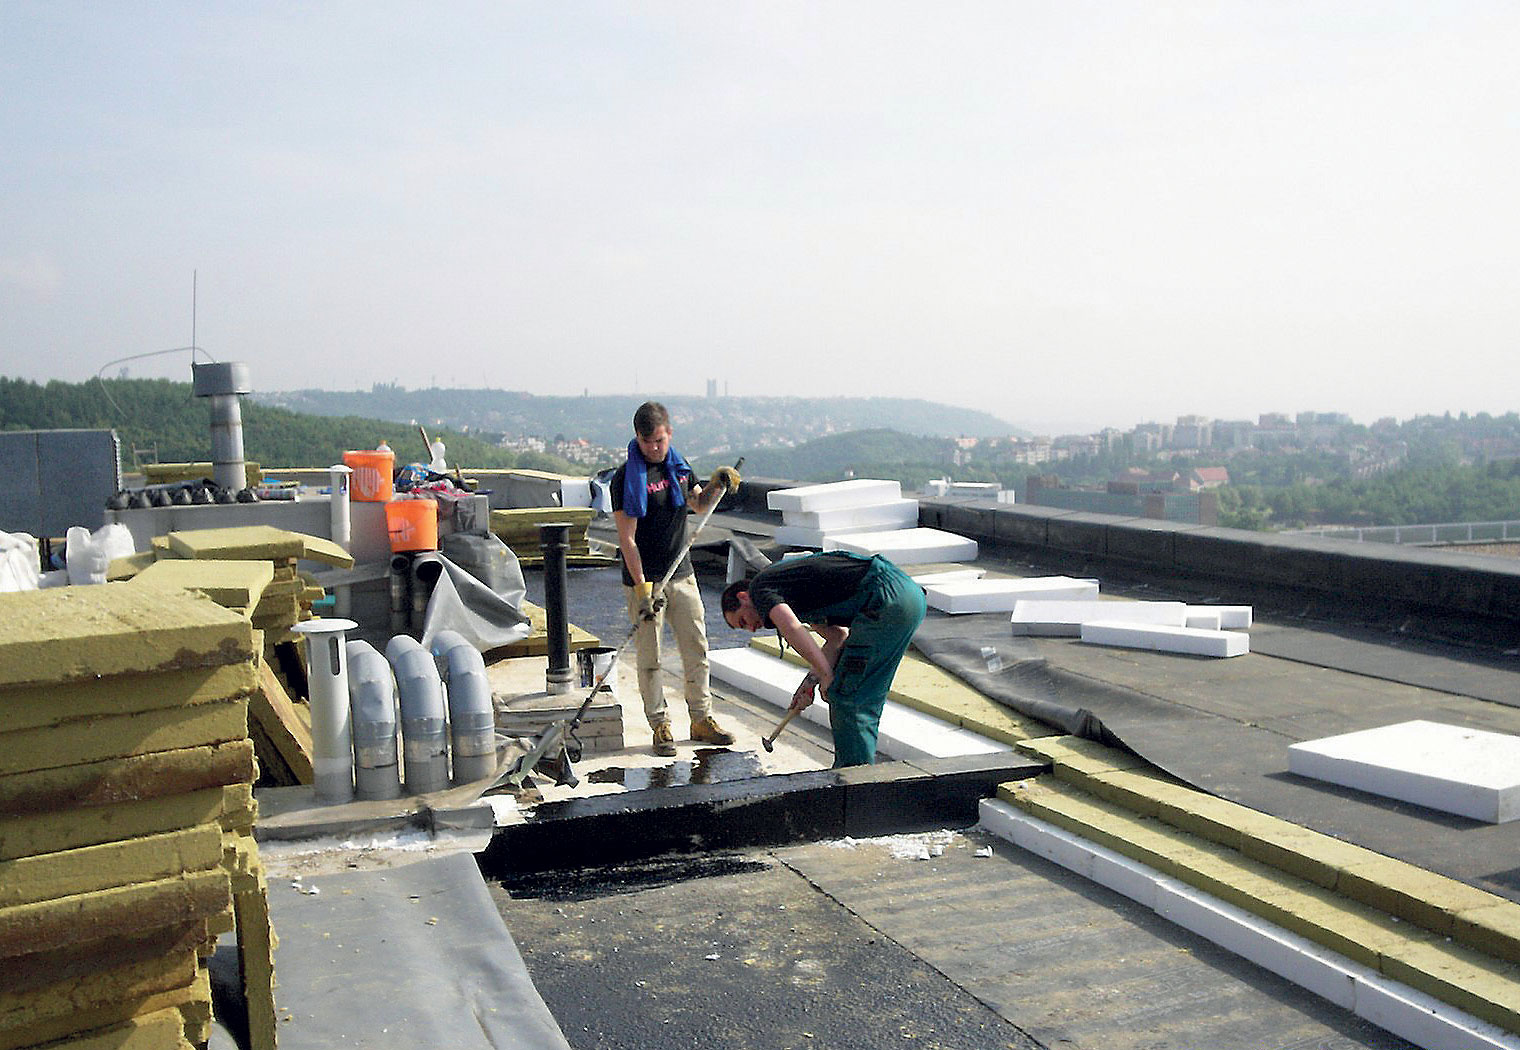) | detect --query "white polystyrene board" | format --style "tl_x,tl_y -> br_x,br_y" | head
926,577 -> 1099,615
1079,620 -> 1249,658
767,479 -> 903,513
782,498 -> 920,531
773,524 -> 828,549
1215,605 -> 1253,629
910,568 -> 987,586
1009,598 -> 1186,636
825,527 -> 978,564
708,645 -> 1007,760
558,477 -> 593,508
1184,610 -> 1223,630
1287,720 -> 1520,823
1352,973 -> 1519,1050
